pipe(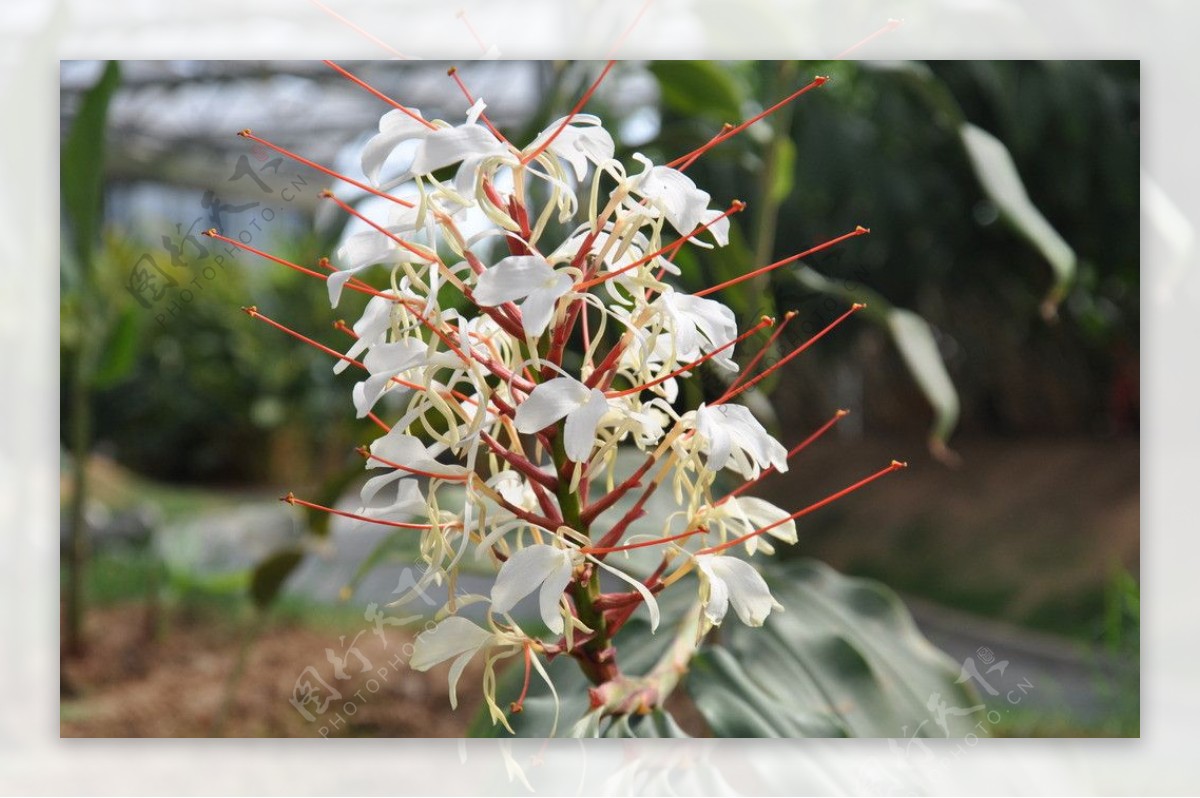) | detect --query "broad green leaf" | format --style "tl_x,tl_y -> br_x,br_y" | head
691,560 -> 981,738
651,61 -> 744,123
249,547 -> 305,609
886,308 -> 960,454
61,60 -> 121,270
960,123 -> 1077,316
469,559 -> 975,739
